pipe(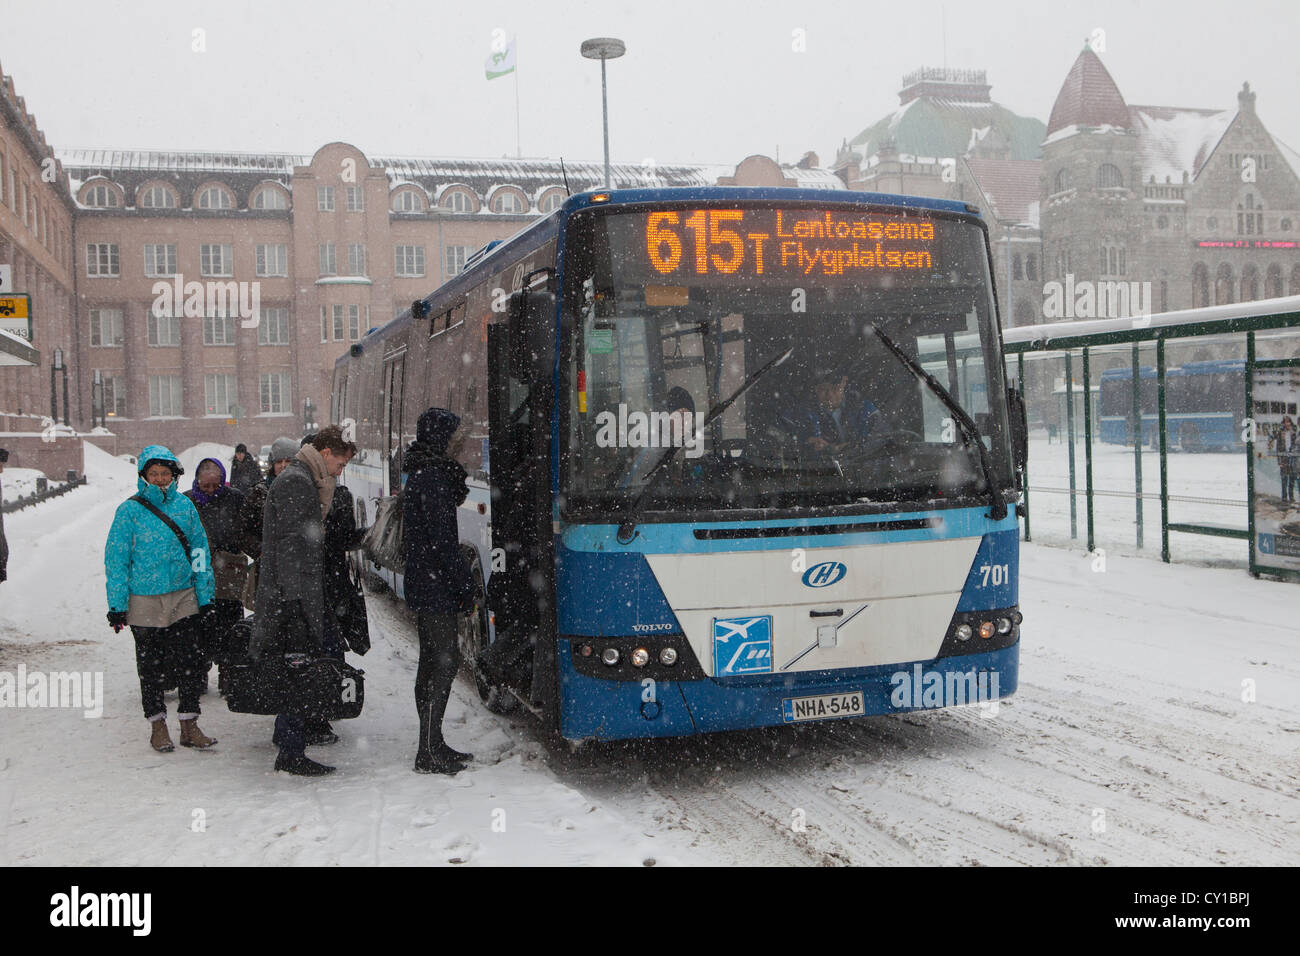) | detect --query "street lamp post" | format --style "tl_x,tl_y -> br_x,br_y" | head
581,37 -> 626,188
